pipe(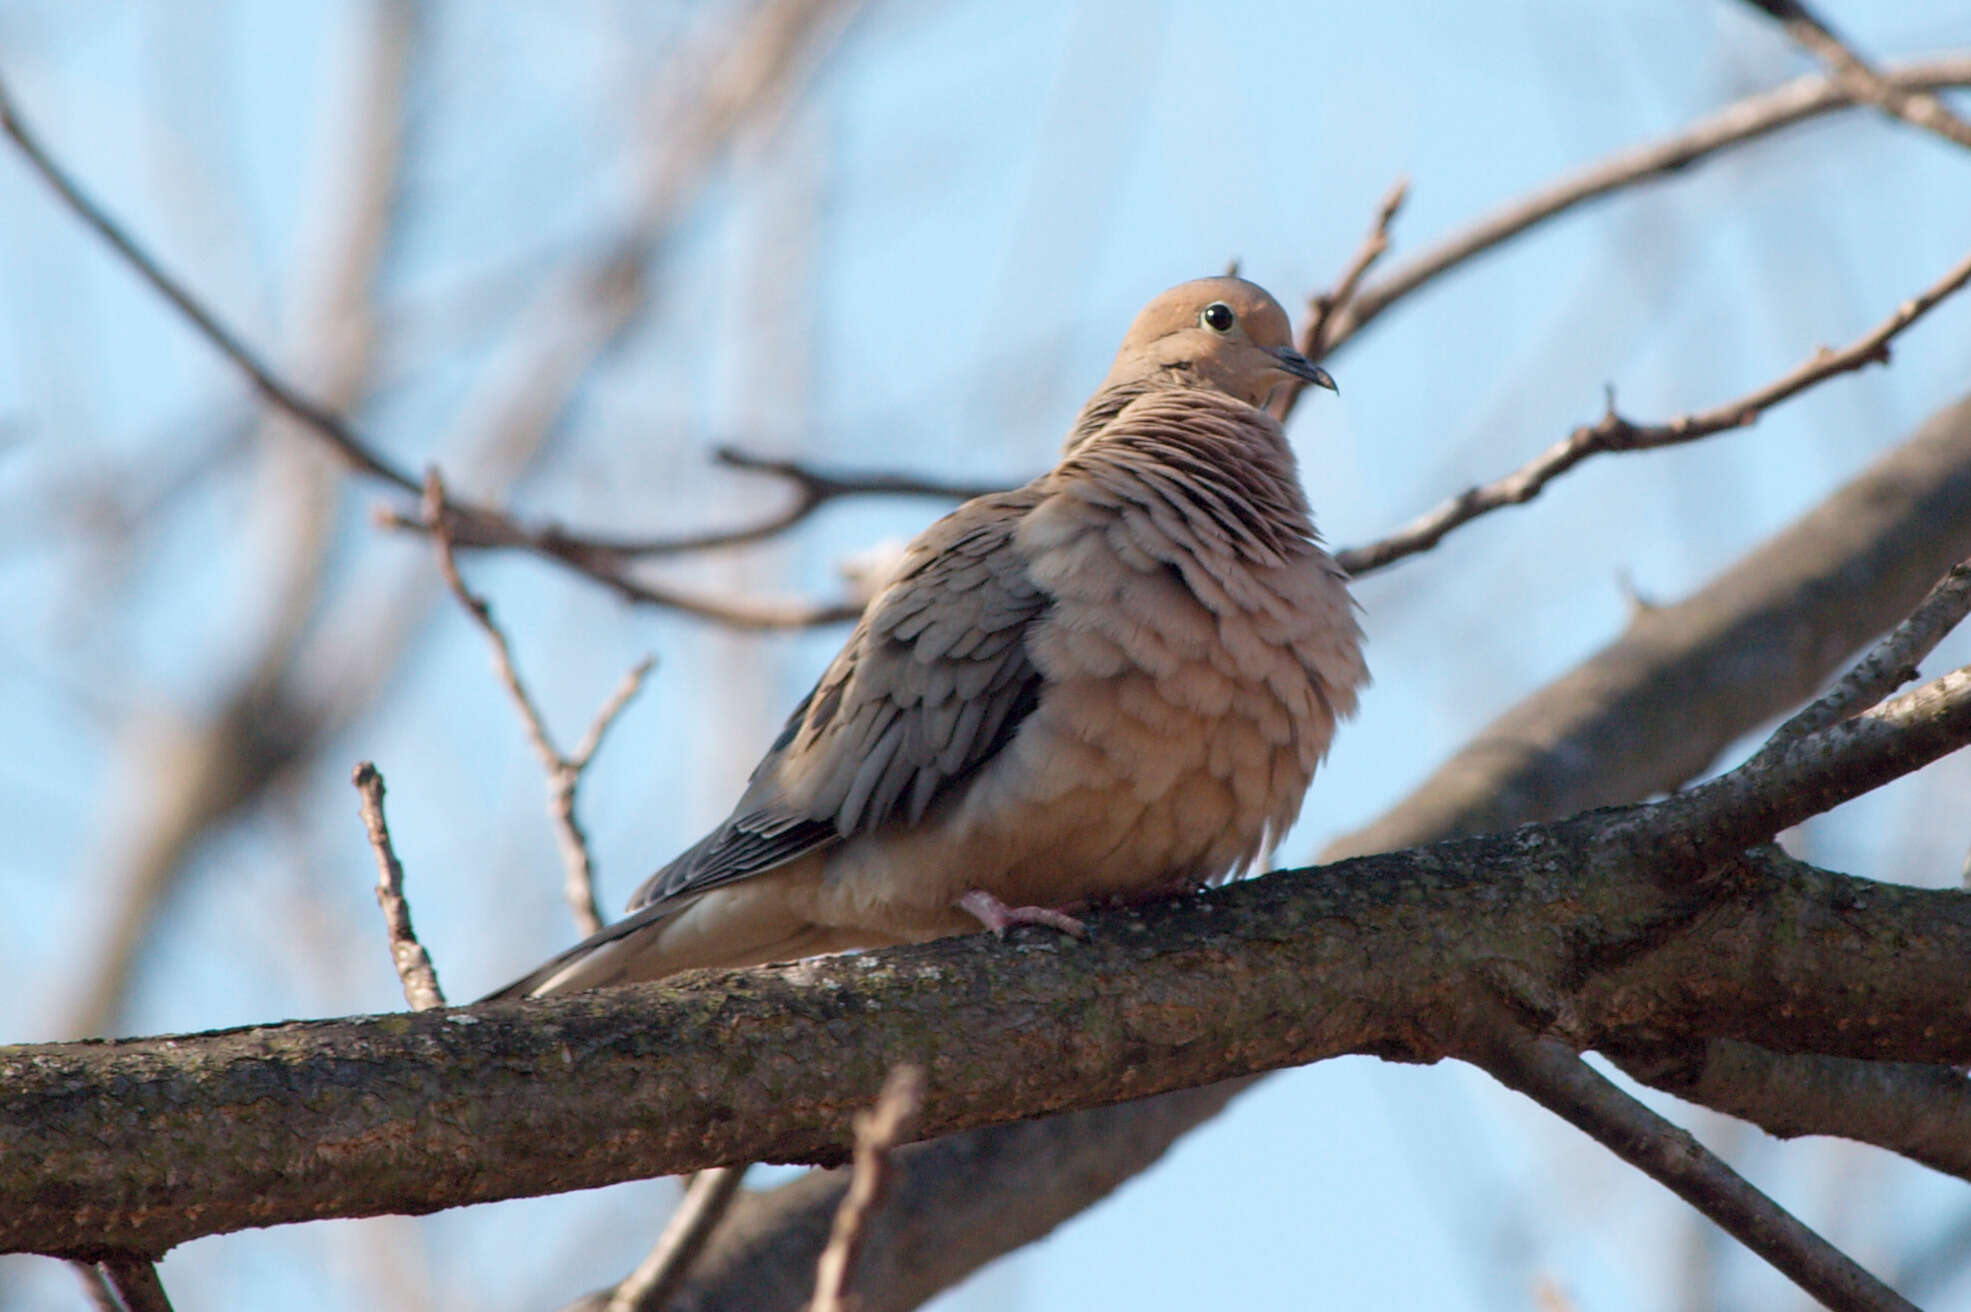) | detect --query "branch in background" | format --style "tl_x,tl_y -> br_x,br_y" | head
1319,54 -> 1971,353
1762,556 -> 1971,747
0,73 -> 416,495
380,447 -> 1007,559
13,49 -> 1968,629
353,762 -> 445,1011
0,4 -> 872,634
813,1067 -> 924,1312
1616,1041 -> 1971,1185
557,1168 -> 750,1312
97,1255 -> 174,1312
1272,176 -> 1408,424
1471,1025 -> 1916,1312
671,394 -> 1971,1310
1738,0 -> 1971,150
422,472 -> 652,937
1332,245 -> 1971,575
55,0 -> 424,1040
